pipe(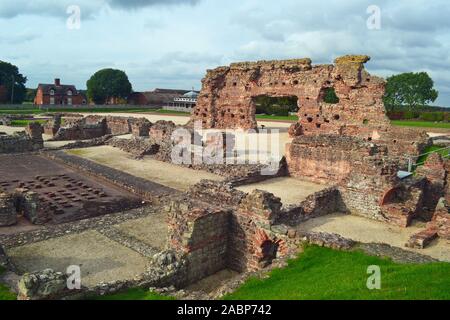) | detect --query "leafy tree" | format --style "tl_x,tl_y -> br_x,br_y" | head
86,68 -> 132,104
323,88 -> 339,104
383,72 -> 438,112
254,96 -> 298,115
0,60 -> 27,104
25,88 -> 37,103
